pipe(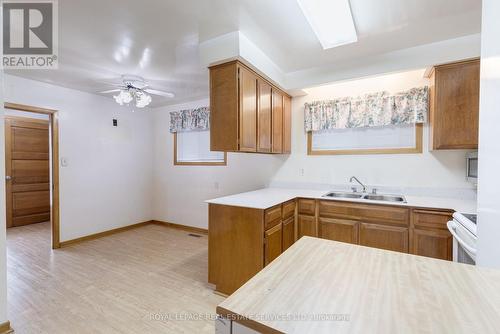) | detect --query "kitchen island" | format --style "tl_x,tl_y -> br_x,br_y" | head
216,237 -> 500,334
